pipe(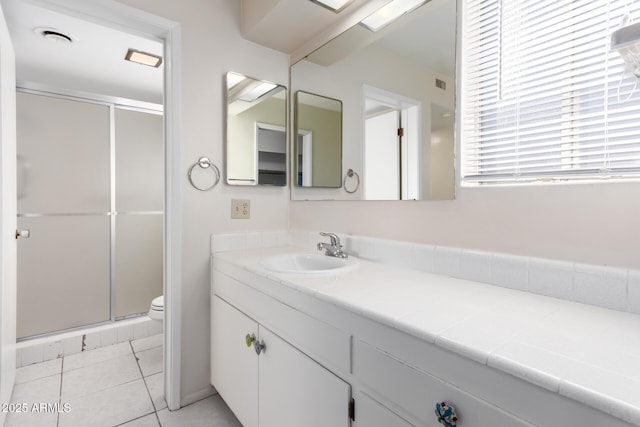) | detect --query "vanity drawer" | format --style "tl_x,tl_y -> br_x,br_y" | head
213,270 -> 351,374
354,340 -> 531,427
354,390 -> 414,427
